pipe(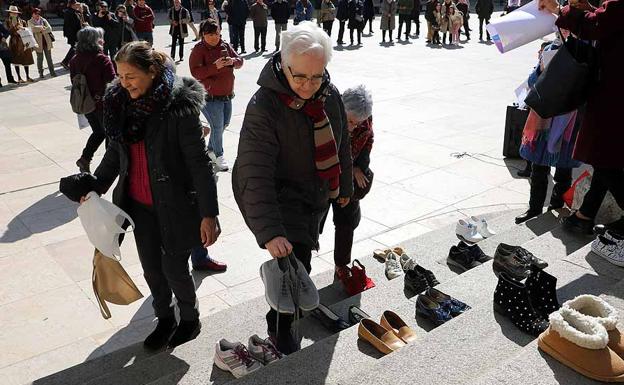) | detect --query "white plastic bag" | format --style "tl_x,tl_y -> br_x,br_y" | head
486,0 -> 556,53
77,113 -> 90,129
77,192 -> 135,260
18,28 -> 38,50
